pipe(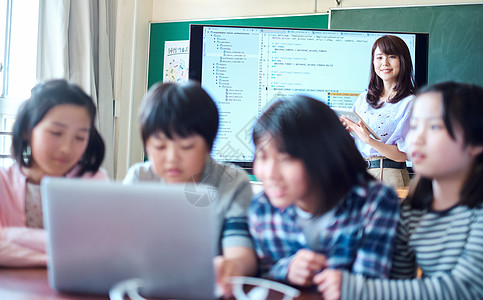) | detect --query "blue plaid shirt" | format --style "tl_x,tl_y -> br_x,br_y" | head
248,181 -> 399,281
